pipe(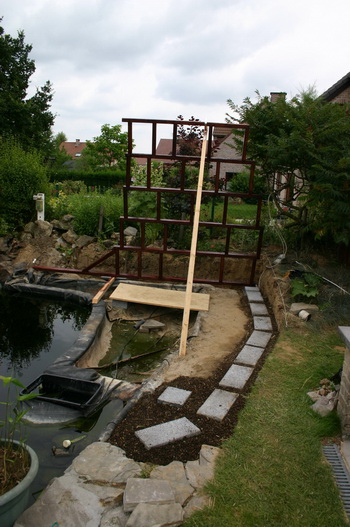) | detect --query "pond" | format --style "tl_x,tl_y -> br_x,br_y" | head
0,291 -> 124,504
